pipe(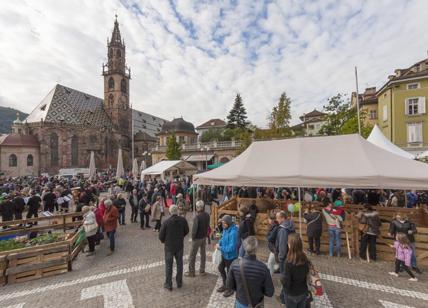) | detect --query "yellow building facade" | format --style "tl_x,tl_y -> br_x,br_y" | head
377,58 -> 428,155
